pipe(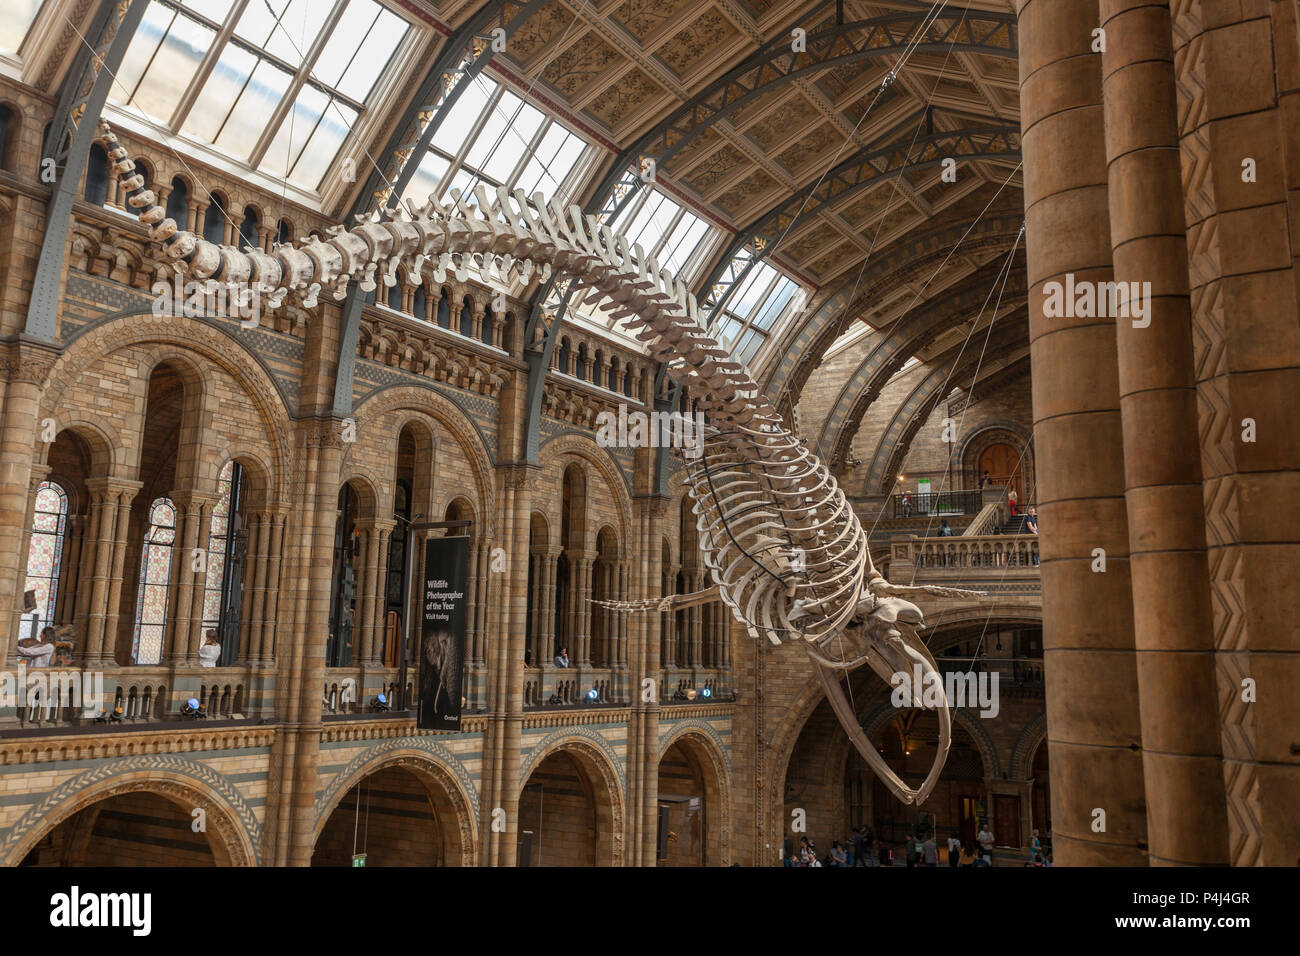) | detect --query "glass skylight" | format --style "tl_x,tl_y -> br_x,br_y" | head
112,0 -> 410,190
713,260 -> 804,367
0,0 -> 44,57
401,72 -> 591,206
